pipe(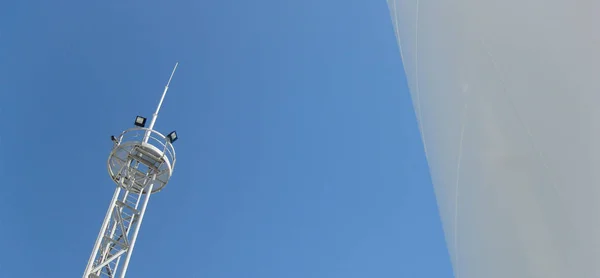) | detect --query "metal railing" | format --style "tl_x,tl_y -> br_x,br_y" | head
116,127 -> 176,170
